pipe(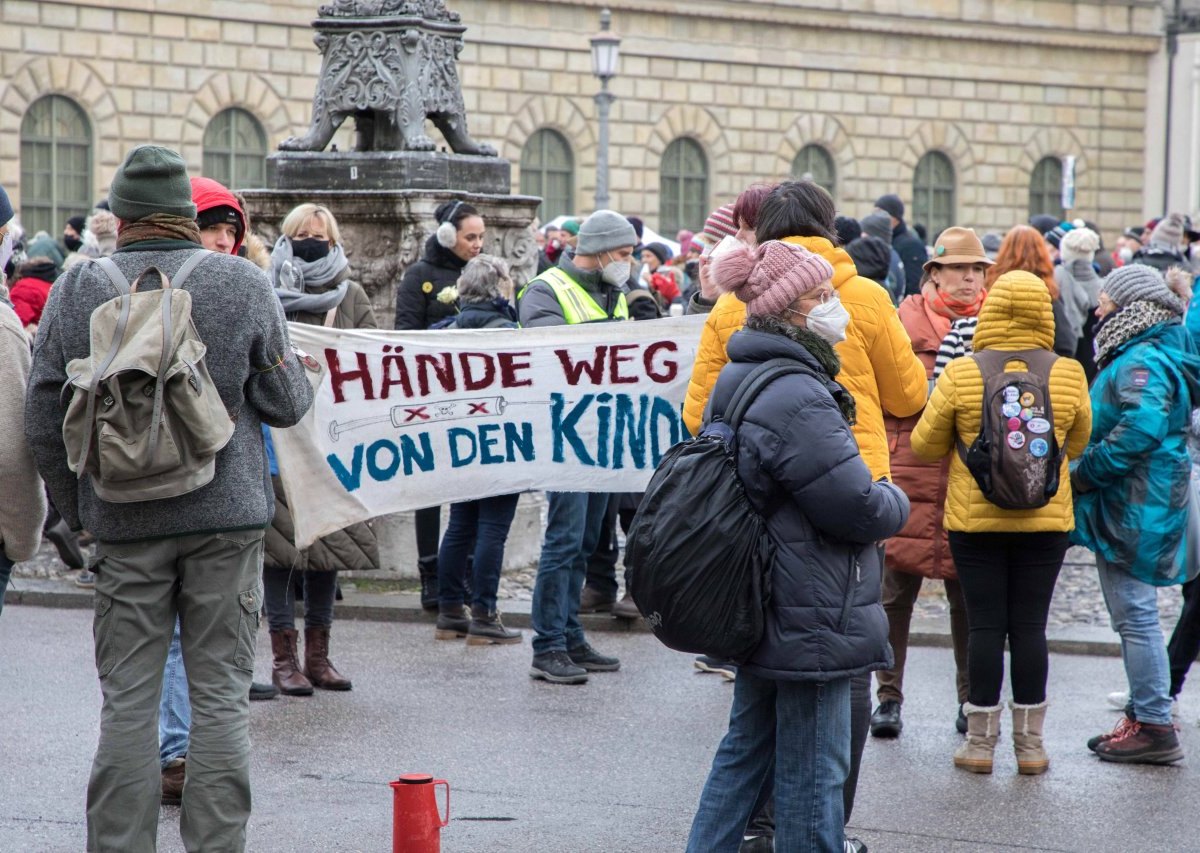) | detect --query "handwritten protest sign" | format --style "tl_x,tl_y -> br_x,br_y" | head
272,316 -> 704,548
